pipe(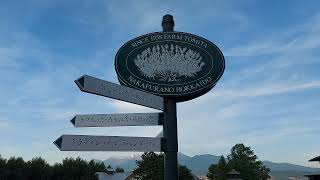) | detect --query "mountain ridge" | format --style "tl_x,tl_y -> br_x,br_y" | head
98,152 -> 320,177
